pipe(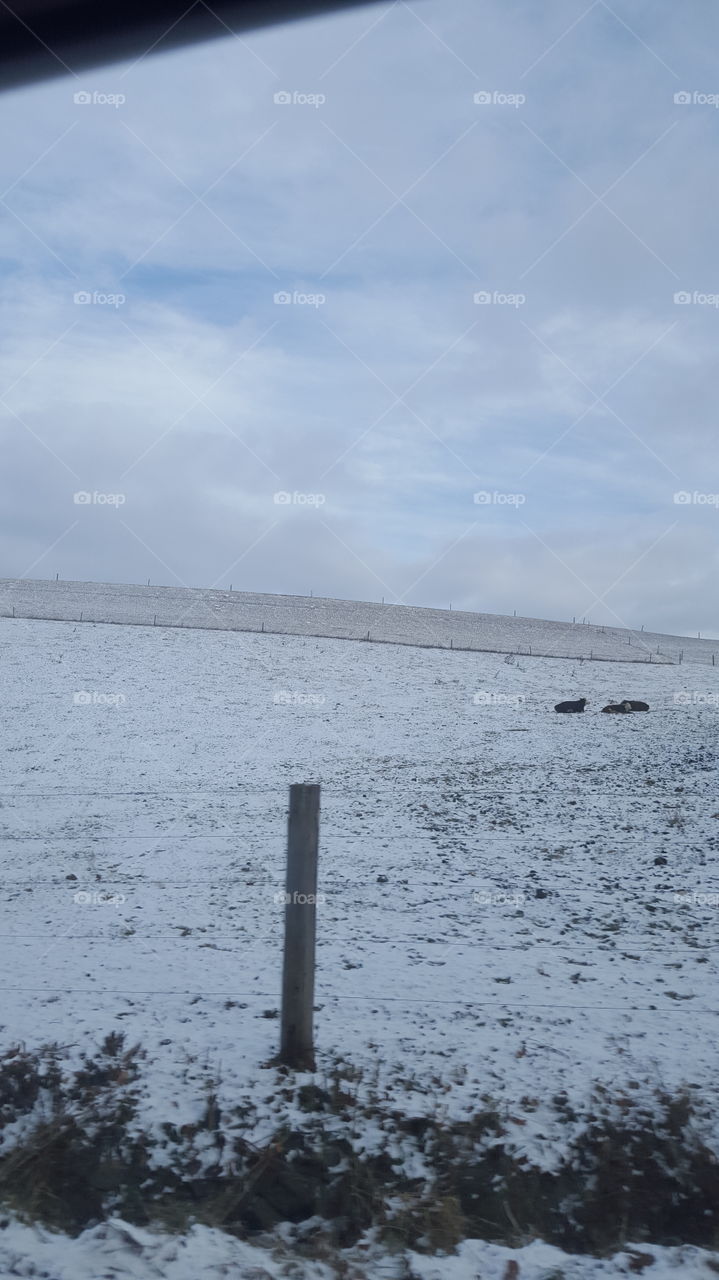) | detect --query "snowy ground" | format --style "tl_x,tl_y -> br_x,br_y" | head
0,610 -> 718,1274
1,575 -> 717,665
1,1215 -> 719,1280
